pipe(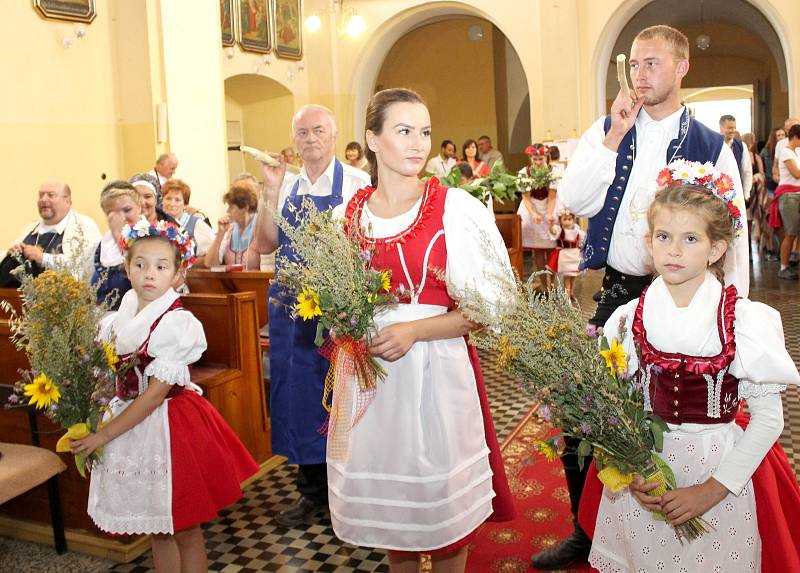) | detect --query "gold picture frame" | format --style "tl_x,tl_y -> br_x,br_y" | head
272,0 -> 302,60
237,0 -> 271,54
33,0 -> 96,23
220,0 -> 236,47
